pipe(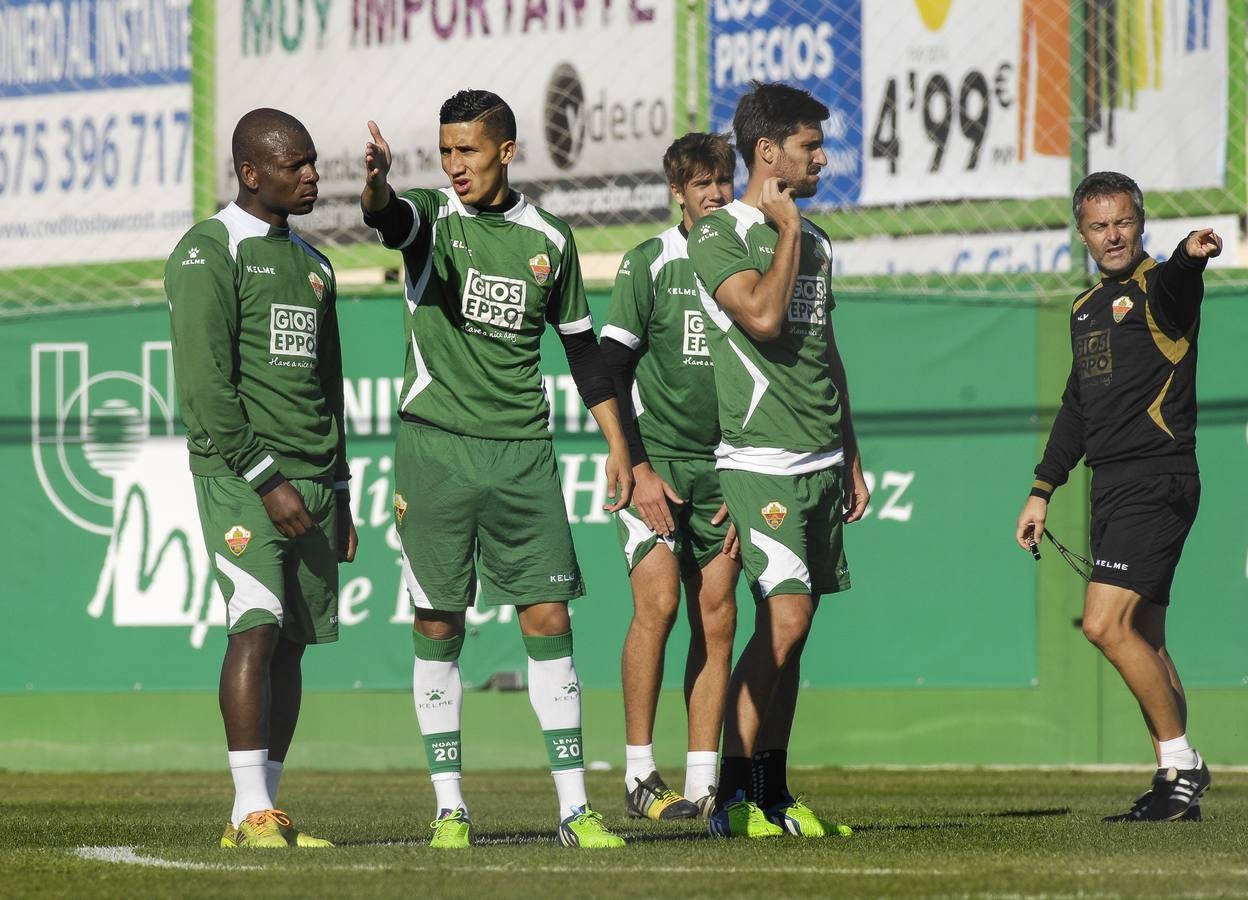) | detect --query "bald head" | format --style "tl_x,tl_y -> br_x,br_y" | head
230,108 -> 319,225
231,108 -> 311,181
